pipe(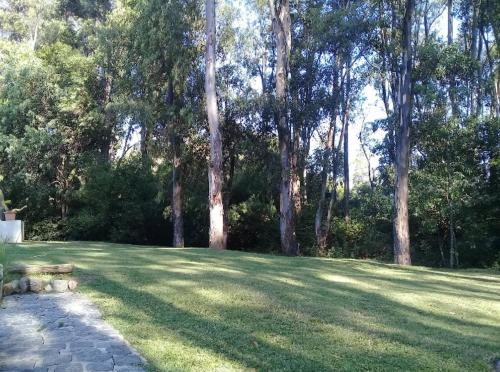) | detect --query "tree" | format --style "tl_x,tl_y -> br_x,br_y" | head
269,0 -> 298,256
205,0 -> 226,249
343,58 -> 352,222
393,0 -> 414,265
0,0 -> 497,267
